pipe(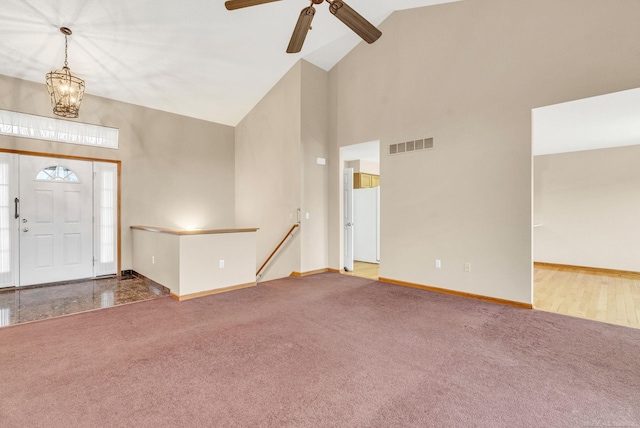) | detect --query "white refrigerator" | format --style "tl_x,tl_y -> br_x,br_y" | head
353,187 -> 380,264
